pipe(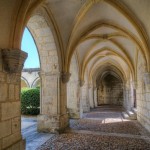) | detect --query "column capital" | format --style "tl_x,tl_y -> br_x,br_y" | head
79,80 -> 85,87
88,83 -> 93,89
61,72 -> 71,83
1,49 -> 27,73
94,86 -> 97,90
131,80 -> 137,89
